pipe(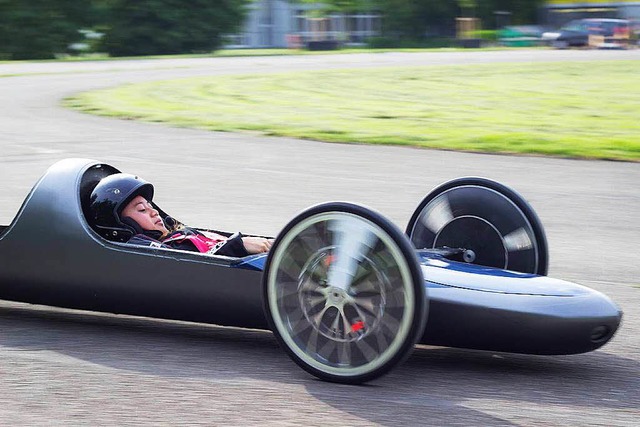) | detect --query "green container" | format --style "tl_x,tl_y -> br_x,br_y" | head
499,26 -> 543,47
